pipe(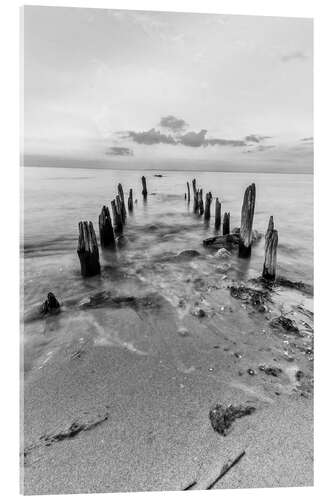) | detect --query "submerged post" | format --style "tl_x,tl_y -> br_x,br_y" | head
128,188 -> 133,212
204,192 -> 213,220
111,199 -> 123,236
187,182 -> 191,203
77,221 -> 101,277
215,198 -> 221,229
239,183 -> 256,258
262,216 -> 278,281
98,205 -> 116,250
117,183 -> 127,221
222,212 -> 230,235
141,176 -> 148,199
